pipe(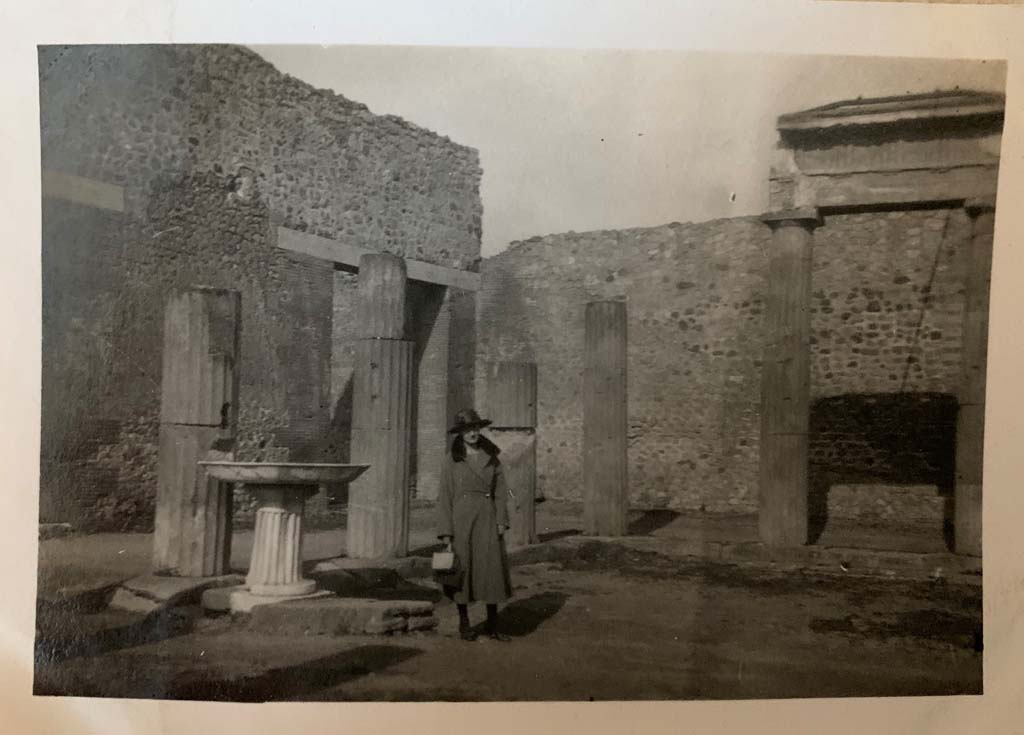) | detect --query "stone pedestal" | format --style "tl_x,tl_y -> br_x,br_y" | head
153,288 -> 240,576
955,198 -> 995,557
347,253 -> 415,559
758,209 -> 820,547
583,301 -> 628,537
247,485 -> 318,596
199,461 -> 370,614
